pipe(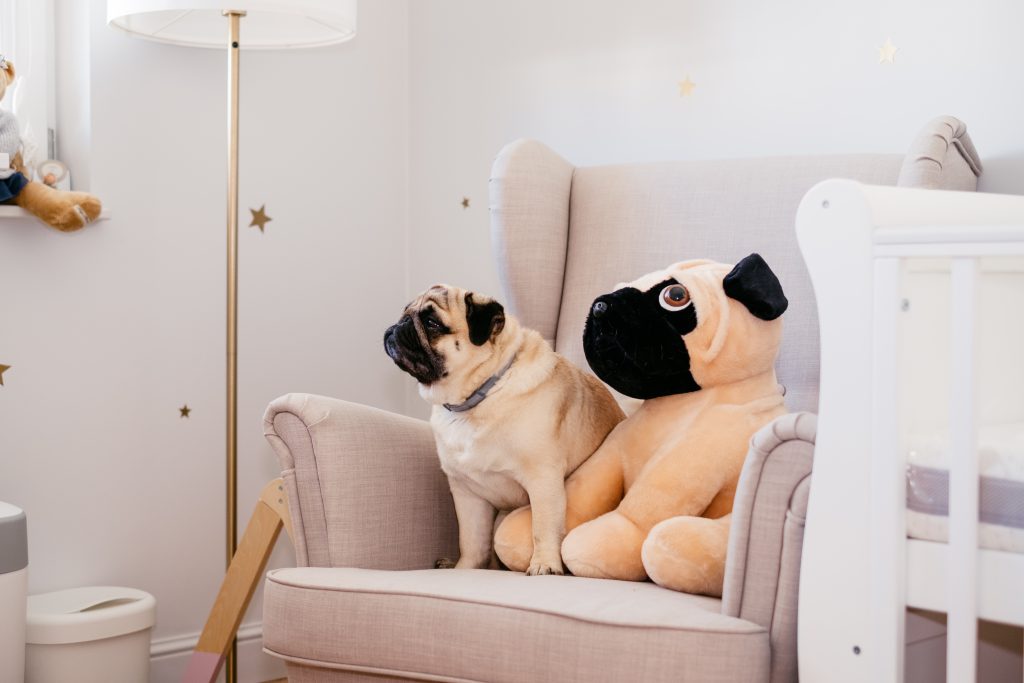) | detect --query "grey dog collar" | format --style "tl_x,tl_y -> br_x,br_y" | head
444,354 -> 517,413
